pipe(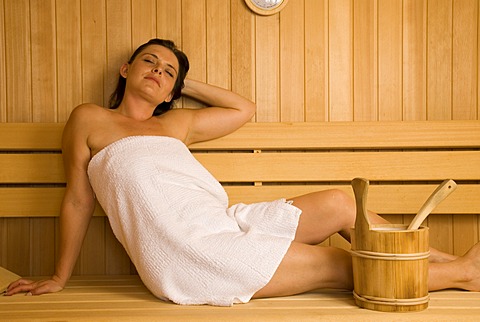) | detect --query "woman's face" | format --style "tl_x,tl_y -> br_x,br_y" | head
121,44 -> 180,105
